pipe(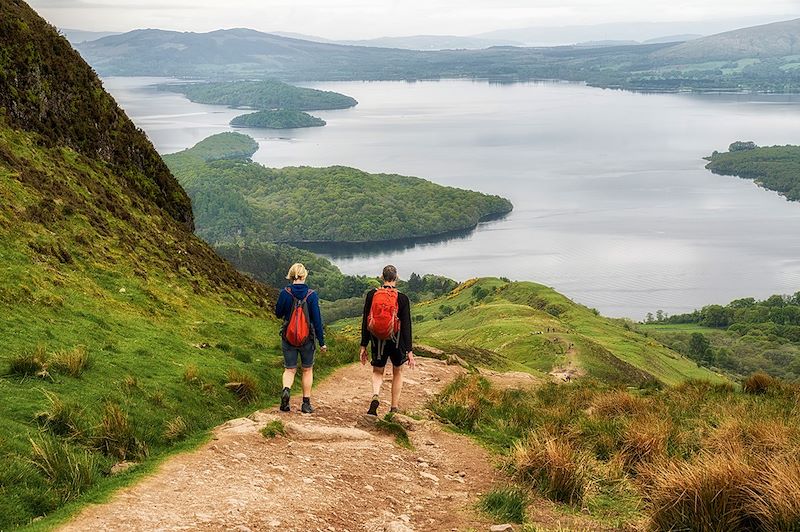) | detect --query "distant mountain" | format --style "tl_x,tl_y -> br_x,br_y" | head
60,27 -> 120,44
272,31 -> 522,50
654,18 -> 800,62
643,34 -> 702,44
574,40 -> 640,48
475,17 -> 794,46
